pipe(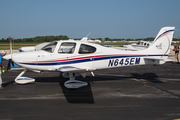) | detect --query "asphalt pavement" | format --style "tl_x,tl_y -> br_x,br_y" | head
0,56 -> 180,120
